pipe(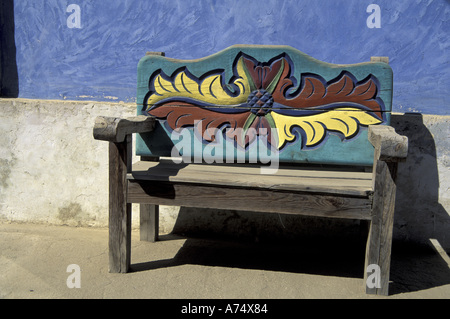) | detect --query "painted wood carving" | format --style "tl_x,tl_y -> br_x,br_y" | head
136,45 -> 392,166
